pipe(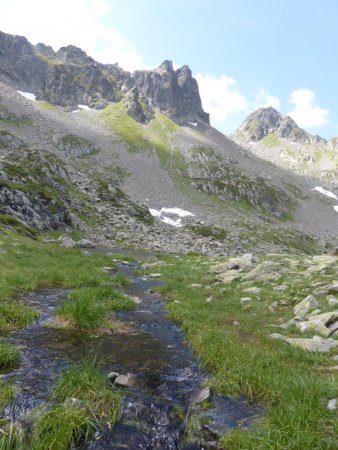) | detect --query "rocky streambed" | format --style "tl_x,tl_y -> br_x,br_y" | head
2,254 -> 261,449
